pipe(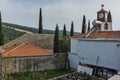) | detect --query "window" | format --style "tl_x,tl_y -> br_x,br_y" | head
104,23 -> 108,30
